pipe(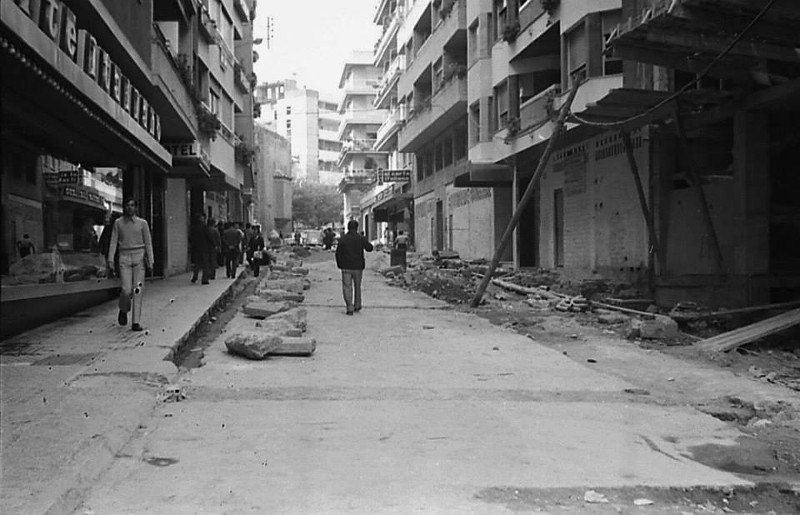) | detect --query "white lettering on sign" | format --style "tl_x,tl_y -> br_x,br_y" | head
39,0 -> 60,41
59,5 -> 77,61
